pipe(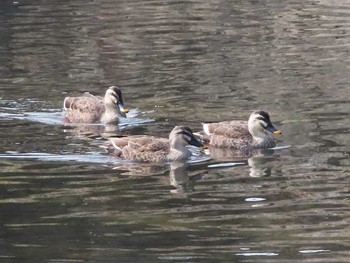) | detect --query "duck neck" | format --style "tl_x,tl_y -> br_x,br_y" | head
249,126 -> 271,143
167,140 -> 191,161
101,103 -> 119,124
249,127 -> 276,149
